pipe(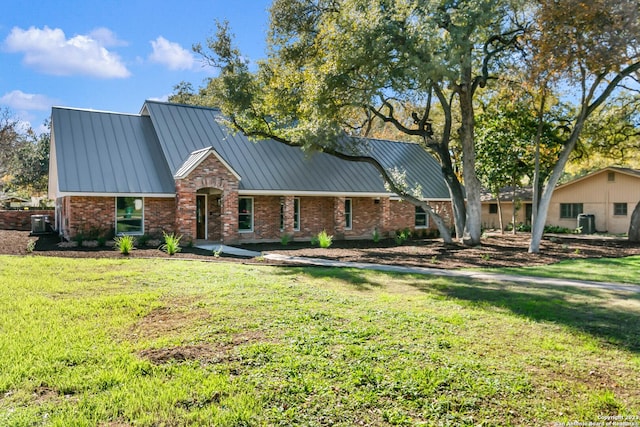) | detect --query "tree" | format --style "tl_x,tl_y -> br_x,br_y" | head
9,126 -> 50,195
630,201 -> 640,242
476,99 -> 559,231
186,0 -> 525,245
527,0 -> 640,253
0,108 -> 22,188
